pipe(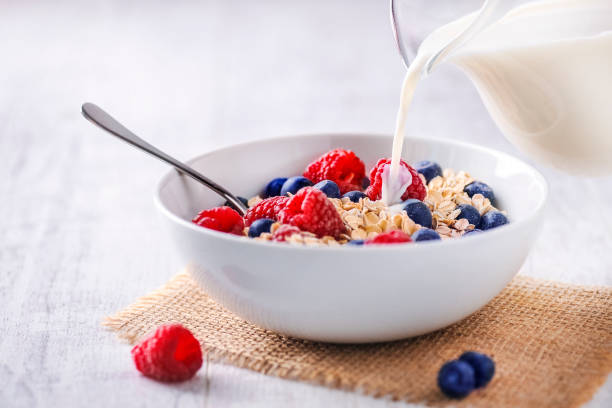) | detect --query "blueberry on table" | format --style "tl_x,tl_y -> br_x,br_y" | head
263,177 -> 288,198
457,204 -> 481,226
248,218 -> 275,238
437,360 -> 476,398
415,160 -> 443,183
464,181 -> 495,203
280,176 -> 312,196
313,180 -> 341,198
463,229 -> 483,237
224,196 -> 248,211
342,190 -> 367,203
412,228 -> 441,242
459,351 -> 495,388
479,211 -> 508,230
400,199 -> 433,228
347,239 -> 364,246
